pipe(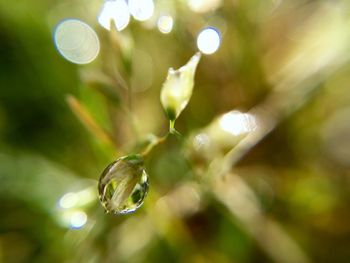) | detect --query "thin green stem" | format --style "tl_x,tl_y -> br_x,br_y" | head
141,133 -> 169,157
169,120 -> 183,140
169,119 -> 175,132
